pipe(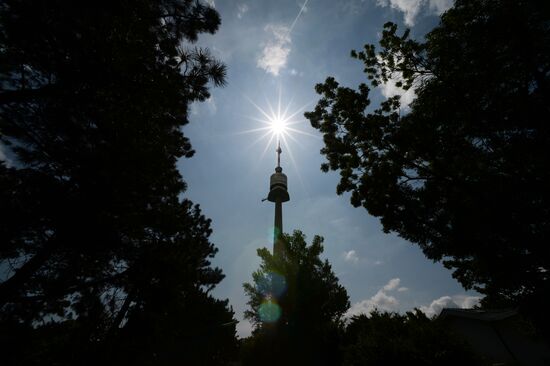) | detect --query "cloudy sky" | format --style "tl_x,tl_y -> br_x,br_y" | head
182,0 -> 479,337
